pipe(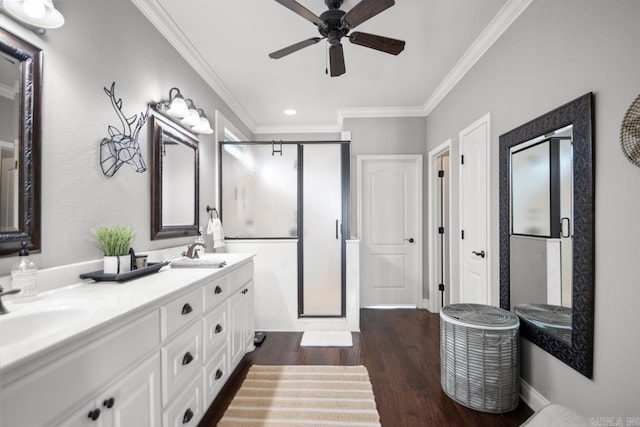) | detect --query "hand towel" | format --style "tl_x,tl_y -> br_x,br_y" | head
170,257 -> 226,268
207,217 -> 226,249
